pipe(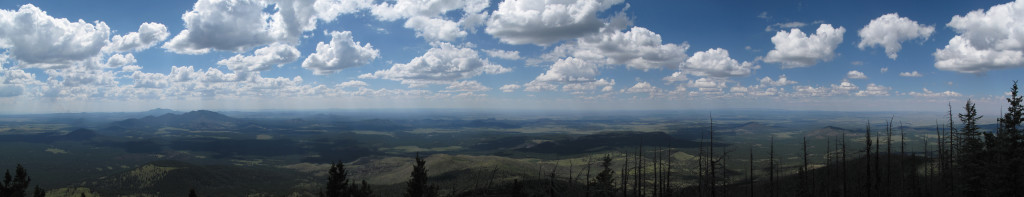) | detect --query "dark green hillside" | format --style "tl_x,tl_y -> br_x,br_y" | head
517,131 -> 708,155
86,160 -> 306,196
0,128 -> 98,143
684,154 -> 928,197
